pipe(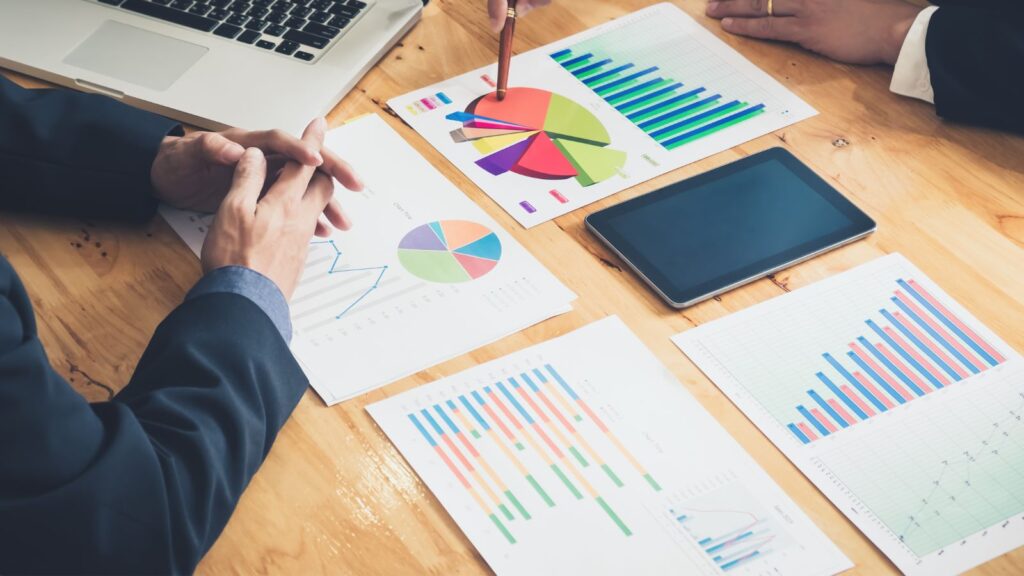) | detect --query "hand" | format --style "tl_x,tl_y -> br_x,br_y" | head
200,120 -> 336,299
150,118 -> 363,237
488,0 -> 551,32
706,0 -> 924,66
